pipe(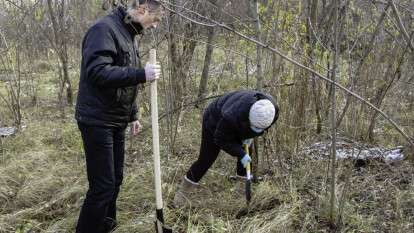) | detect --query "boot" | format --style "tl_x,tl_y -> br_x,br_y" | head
173,176 -> 199,208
